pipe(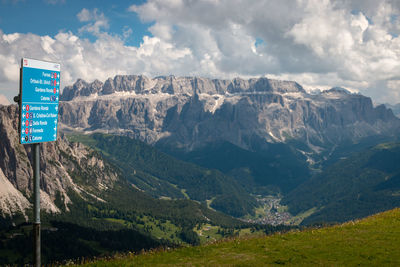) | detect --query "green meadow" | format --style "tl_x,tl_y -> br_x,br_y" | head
72,208 -> 400,266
